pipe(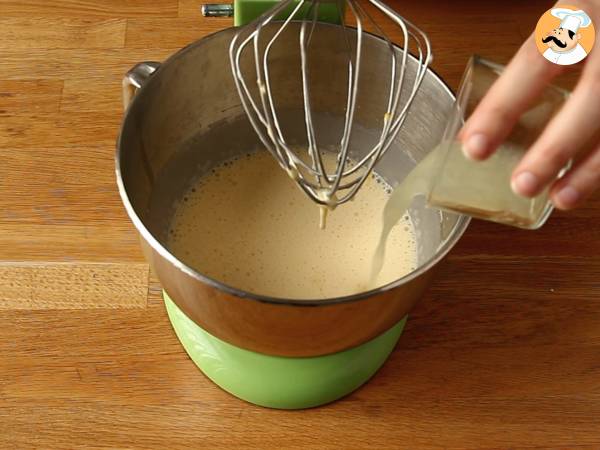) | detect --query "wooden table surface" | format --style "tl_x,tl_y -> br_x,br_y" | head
1,0 -> 599,448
